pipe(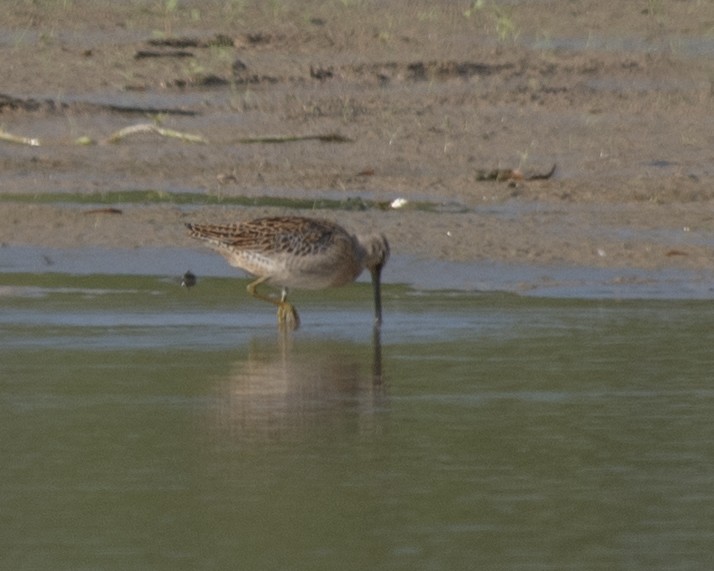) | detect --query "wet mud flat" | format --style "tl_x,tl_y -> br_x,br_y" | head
0,1 -> 713,286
